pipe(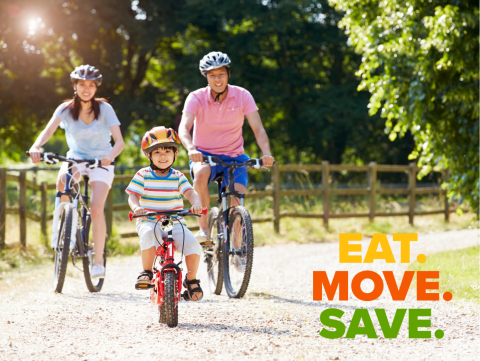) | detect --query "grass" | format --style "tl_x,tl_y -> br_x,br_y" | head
252,211 -> 478,246
408,246 -> 480,303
